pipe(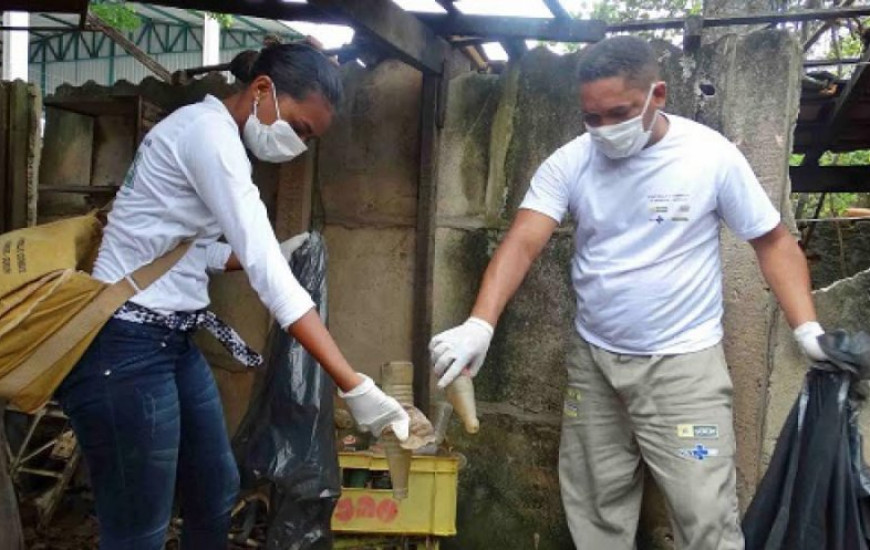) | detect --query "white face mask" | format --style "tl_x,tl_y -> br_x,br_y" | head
242,79 -> 308,163
585,83 -> 657,159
